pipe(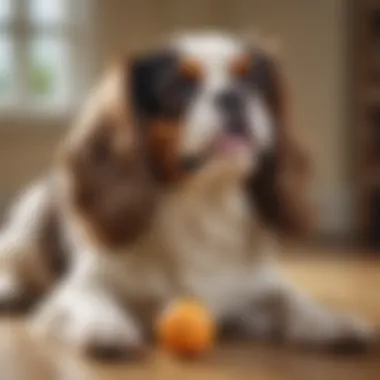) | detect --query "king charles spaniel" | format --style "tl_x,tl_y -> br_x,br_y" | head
0,32 -> 376,357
